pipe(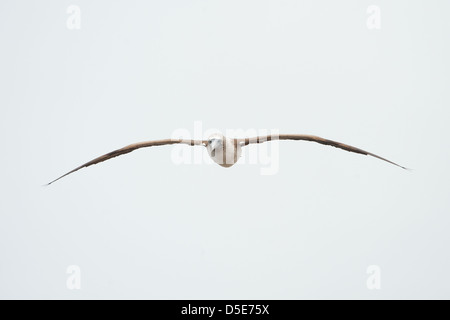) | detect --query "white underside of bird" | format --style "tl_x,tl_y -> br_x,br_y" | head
206,134 -> 242,167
